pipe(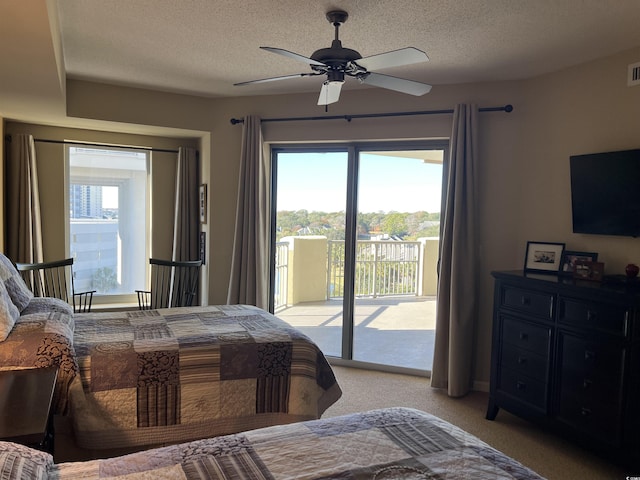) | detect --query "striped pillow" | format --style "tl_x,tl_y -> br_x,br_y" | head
0,254 -> 33,312
21,297 -> 74,316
